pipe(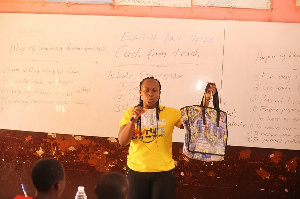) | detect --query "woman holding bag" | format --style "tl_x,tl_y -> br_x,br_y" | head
118,76 -> 216,199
